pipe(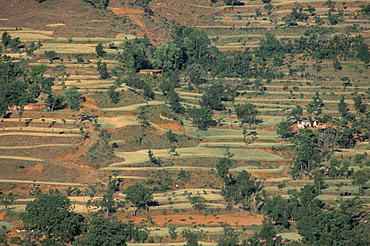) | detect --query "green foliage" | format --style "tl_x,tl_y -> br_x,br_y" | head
119,38 -> 152,72
189,195 -> 208,211
234,103 -> 259,126
153,42 -> 184,71
97,60 -> 110,79
44,50 -> 59,64
217,223 -> 239,246
22,194 -> 83,244
181,228 -> 202,246
63,86 -> 82,111
201,84 -> 226,111
75,215 -> 148,245
168,225 -> 177,240
124,183 -> 153,215
108,85 -> 120,104
188,106 -> 216,130
148,149 -> 161,166
290,129 -> 322,178
95,43 -> 105,57
276,120 -> 293,139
